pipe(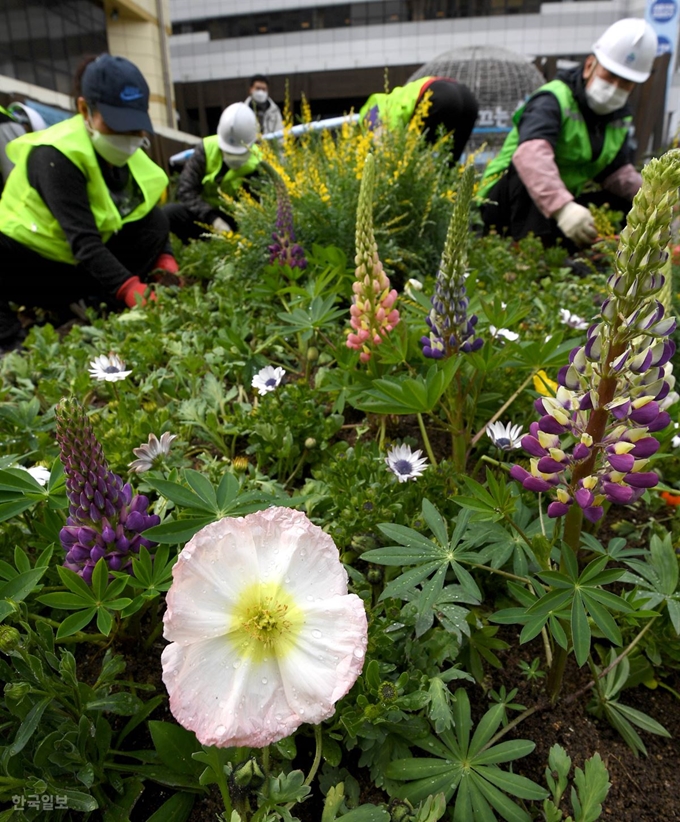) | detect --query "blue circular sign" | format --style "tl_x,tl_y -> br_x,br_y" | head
651,0 -> 676,21
657,35 -> 673,55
